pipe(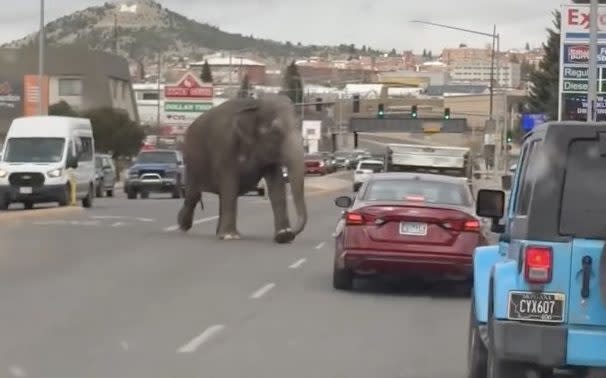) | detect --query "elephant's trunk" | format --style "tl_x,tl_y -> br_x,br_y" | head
284,134 -> 307,236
